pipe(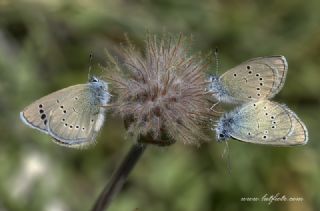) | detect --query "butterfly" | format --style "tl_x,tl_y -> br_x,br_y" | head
214,100 -> 308,146
208,56 -> 288,104
20,76 -> 110,148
